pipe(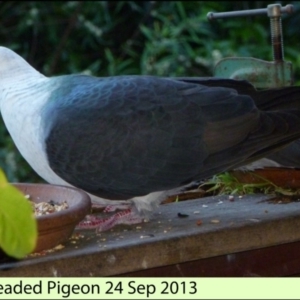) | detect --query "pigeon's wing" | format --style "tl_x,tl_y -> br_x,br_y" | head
176,77 -> 300,111
42,75 -> 299,199
175,77 -> 258,98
